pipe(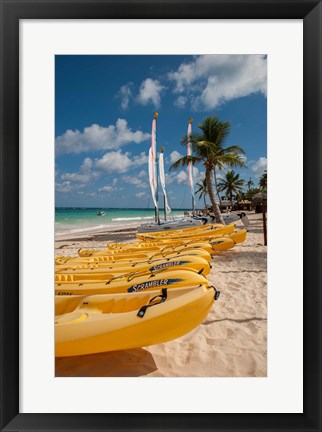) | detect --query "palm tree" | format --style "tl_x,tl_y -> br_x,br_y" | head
245,187 -> 261,200
171,116 -> 246,223
259,170 -> 267,190
247,177 -> 254,190
195,177 -> 208,209
217,170 -> 245,208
